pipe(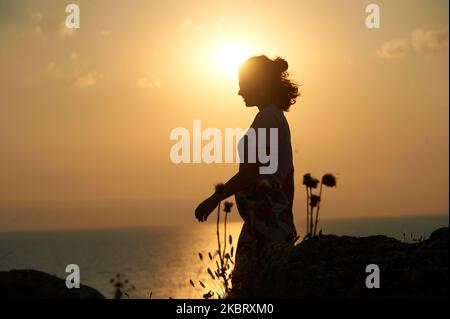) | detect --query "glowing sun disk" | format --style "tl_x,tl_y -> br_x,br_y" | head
213,41 -> 252,78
